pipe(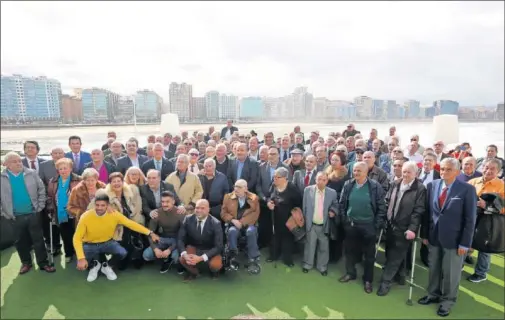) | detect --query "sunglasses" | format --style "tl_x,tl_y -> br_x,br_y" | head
393,150 -> 402,153
185,142 -> 192,145
355,151 -> 364,155
190,153 -> 199,156
411,139 -> 417,142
